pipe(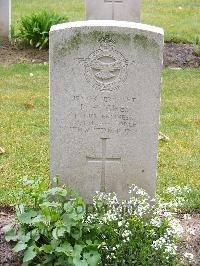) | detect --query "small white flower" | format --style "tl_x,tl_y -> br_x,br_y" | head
151,217 -> 161,227
165,244 -> 176,254
166,186 -> 179,194
122,230 -> 132,238
184,252 -> 194,261
168,218 -> 184,235
163,211 -> 172,218
187,228 -> 195,236
183,214 -> 192,220
29,73 -> 34,77
125,222 -> 129,228
118,221 -> 123,227
160,237 -> 166,244
183,186 -> 192,193
165,228 -> 173,236
136,188 -> 147,196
